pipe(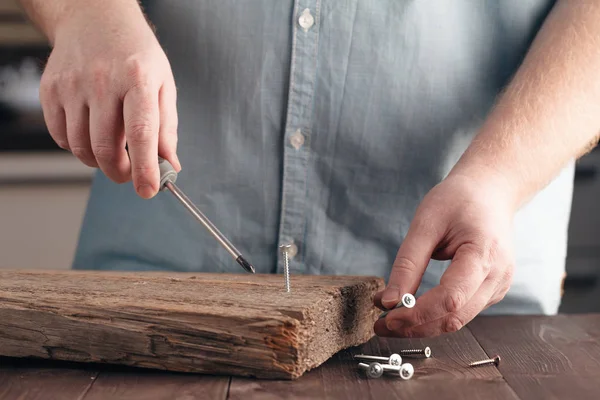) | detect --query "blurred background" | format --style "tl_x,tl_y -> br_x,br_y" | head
0,0 -> 598,313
